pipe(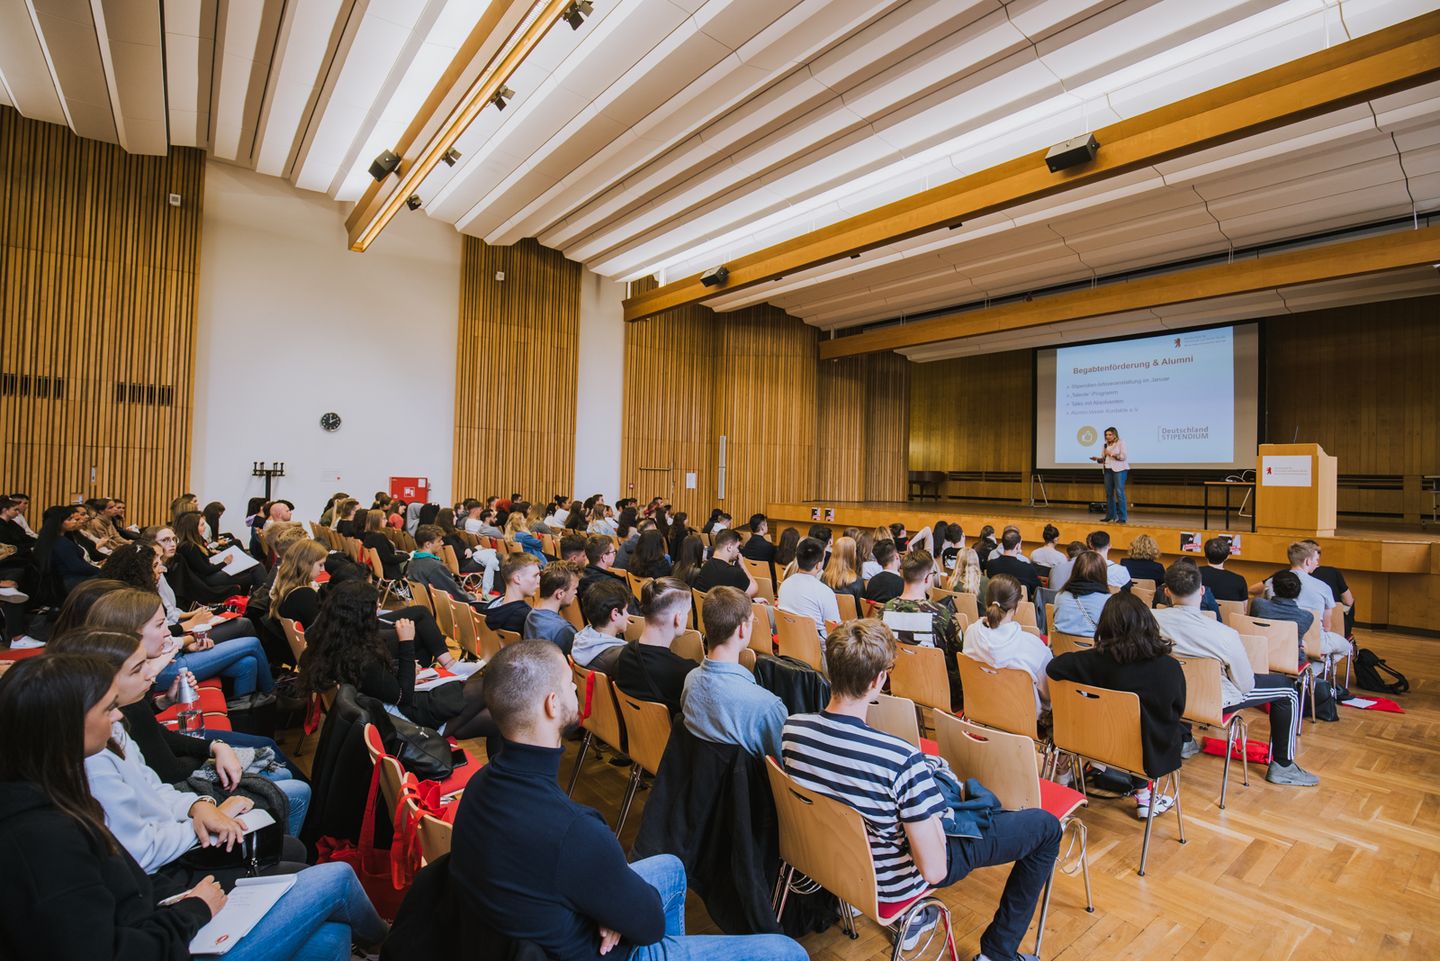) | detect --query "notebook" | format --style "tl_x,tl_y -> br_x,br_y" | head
189,874 -> 296,955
